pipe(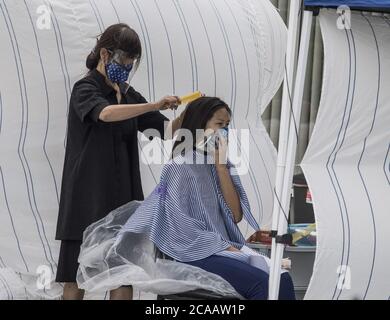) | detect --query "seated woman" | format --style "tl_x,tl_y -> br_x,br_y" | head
77,96 -> 295,300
